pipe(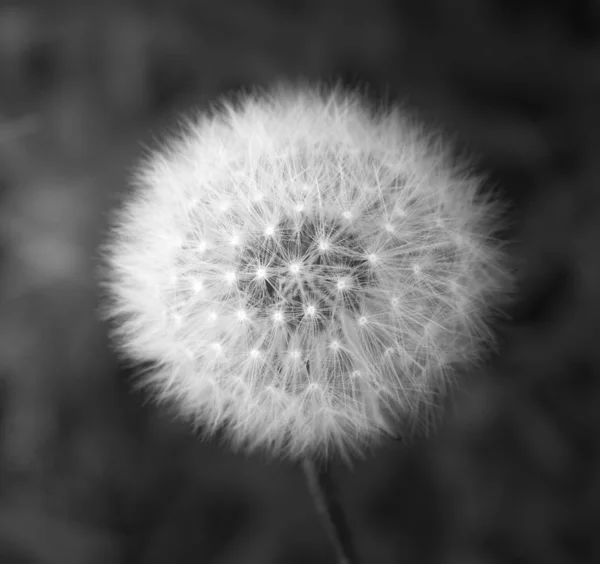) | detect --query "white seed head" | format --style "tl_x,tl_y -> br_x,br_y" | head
98,82 -> 515,465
